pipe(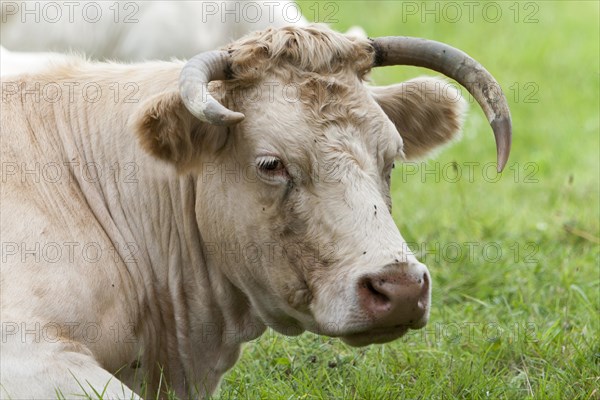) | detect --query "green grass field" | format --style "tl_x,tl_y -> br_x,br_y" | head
214,2 -> 600,399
